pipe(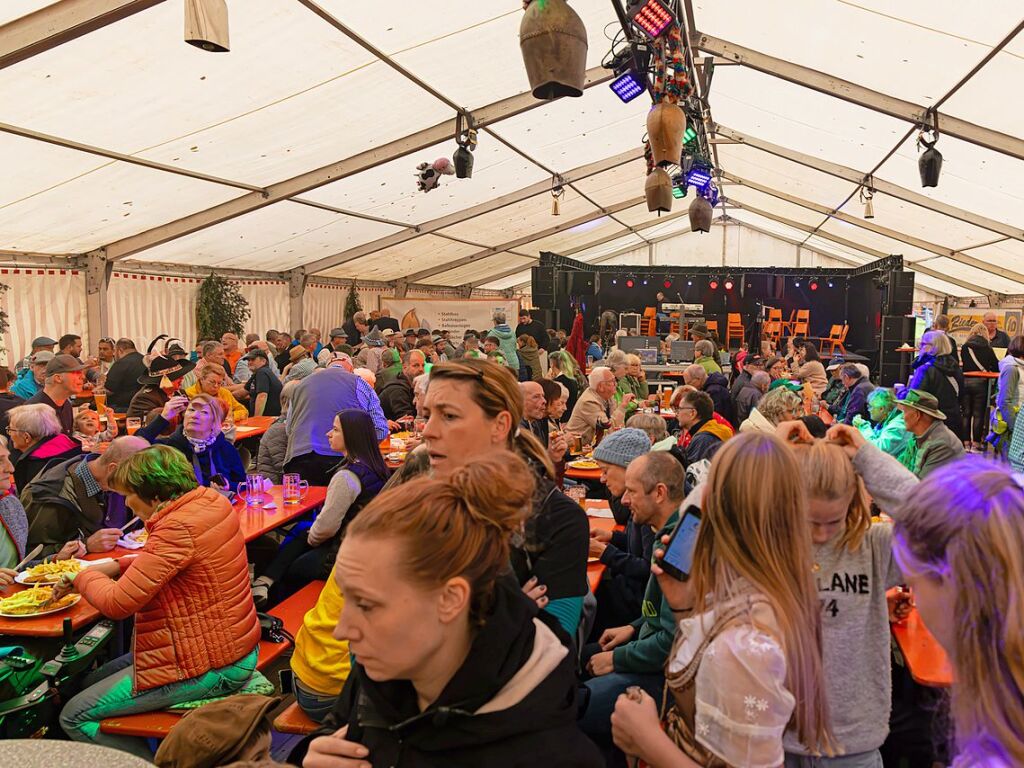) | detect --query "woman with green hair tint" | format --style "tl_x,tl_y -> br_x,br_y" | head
56,445 -> 260,758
